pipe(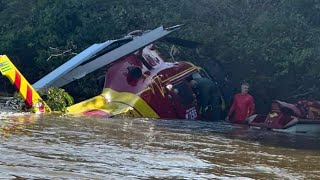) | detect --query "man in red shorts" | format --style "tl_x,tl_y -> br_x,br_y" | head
225,82 -> 255,123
